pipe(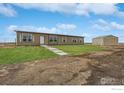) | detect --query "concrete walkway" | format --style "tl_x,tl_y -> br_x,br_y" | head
41,45 -> 68,56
